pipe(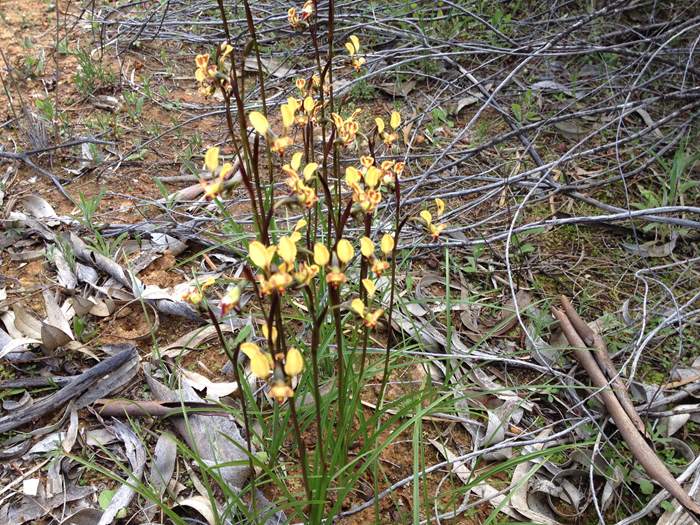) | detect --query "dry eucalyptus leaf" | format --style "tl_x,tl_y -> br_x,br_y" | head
174,495 -> 216,525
